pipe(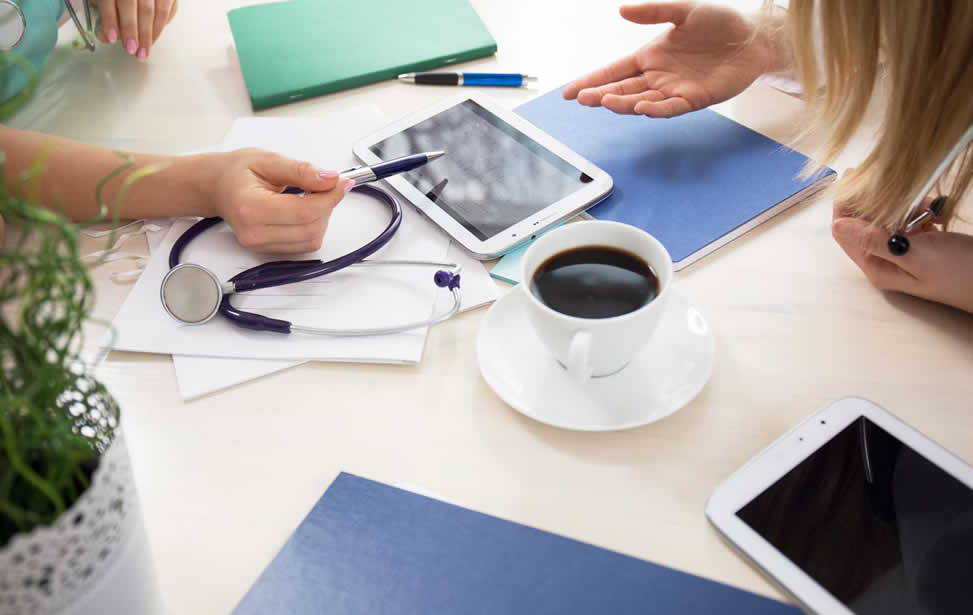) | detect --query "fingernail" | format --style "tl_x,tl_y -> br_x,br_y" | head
125,39 -> 137,54
106,28 -> 118,43
318,169 -> 339,178
343,180 -> 356,194
137,48 -> 148,61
